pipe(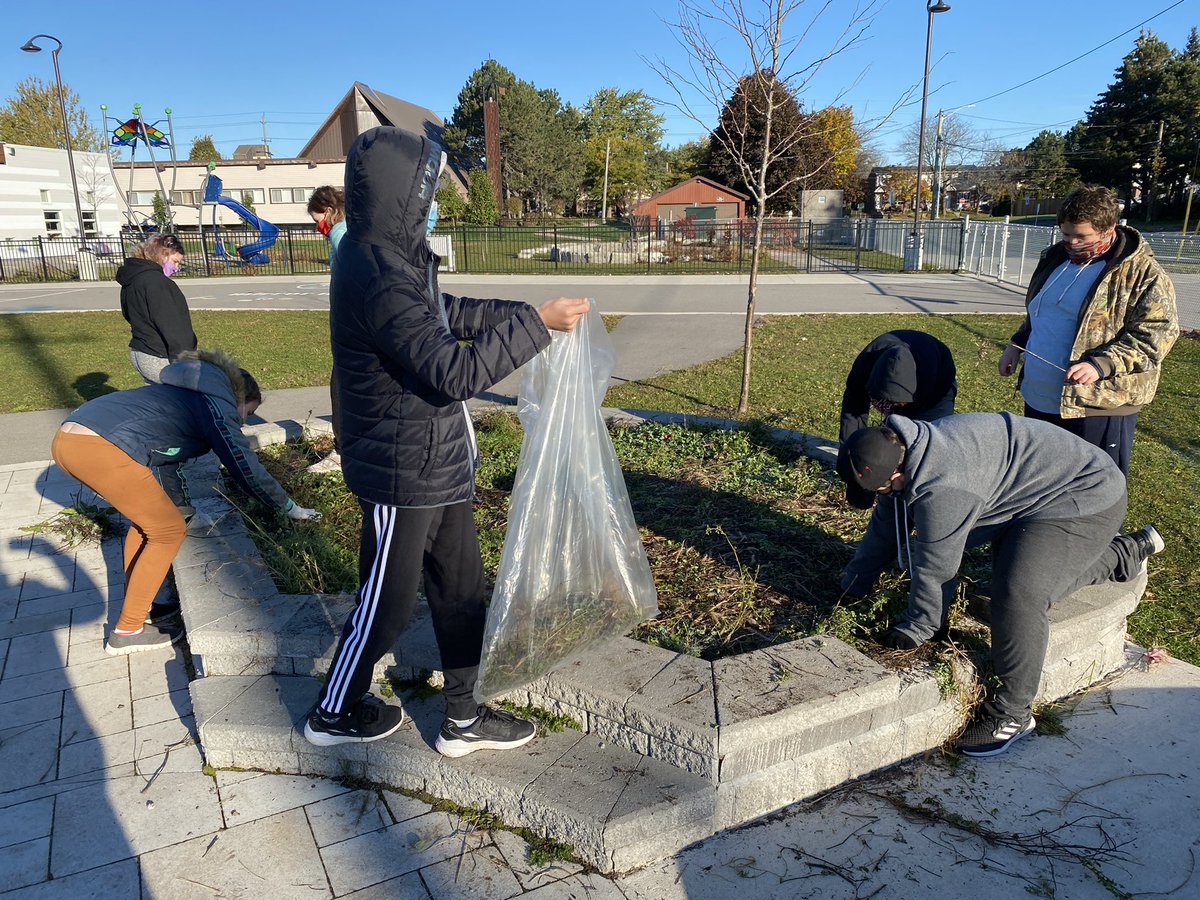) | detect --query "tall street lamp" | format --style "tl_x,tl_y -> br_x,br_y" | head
21,34 -> 87,241
905,1 -> 951,272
